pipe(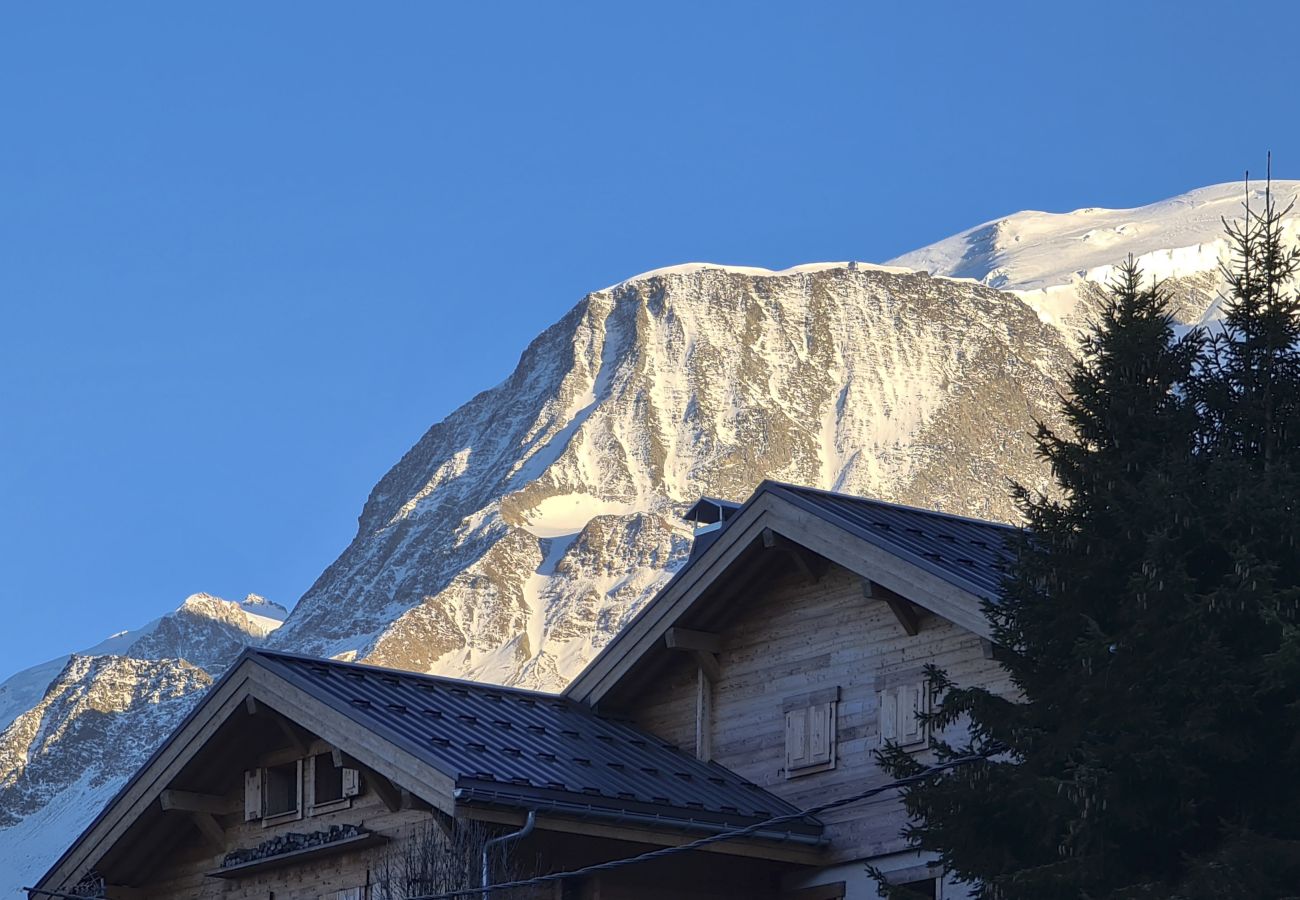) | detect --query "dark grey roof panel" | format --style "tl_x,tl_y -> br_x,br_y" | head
763,482 -> 1019,601
254,650 -> 818,836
